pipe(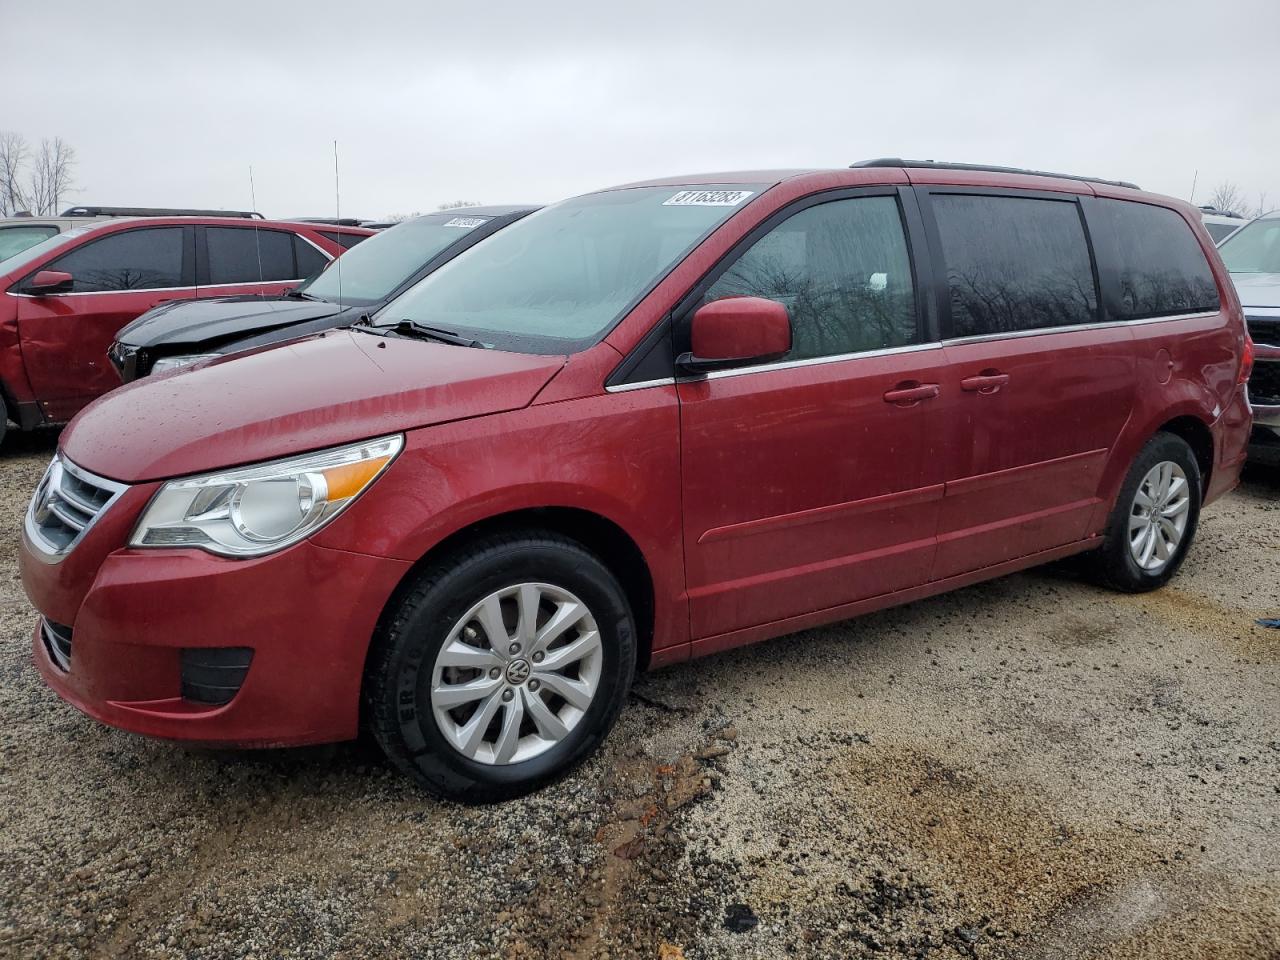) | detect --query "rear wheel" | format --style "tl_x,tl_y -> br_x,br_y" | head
364,531 -> 636,802
1084,432 -> 1201,592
